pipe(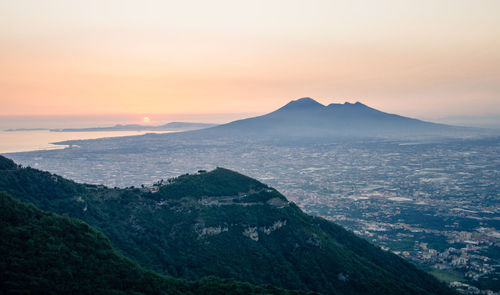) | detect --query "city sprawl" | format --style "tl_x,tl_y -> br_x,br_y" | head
6,135 -> 500,293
